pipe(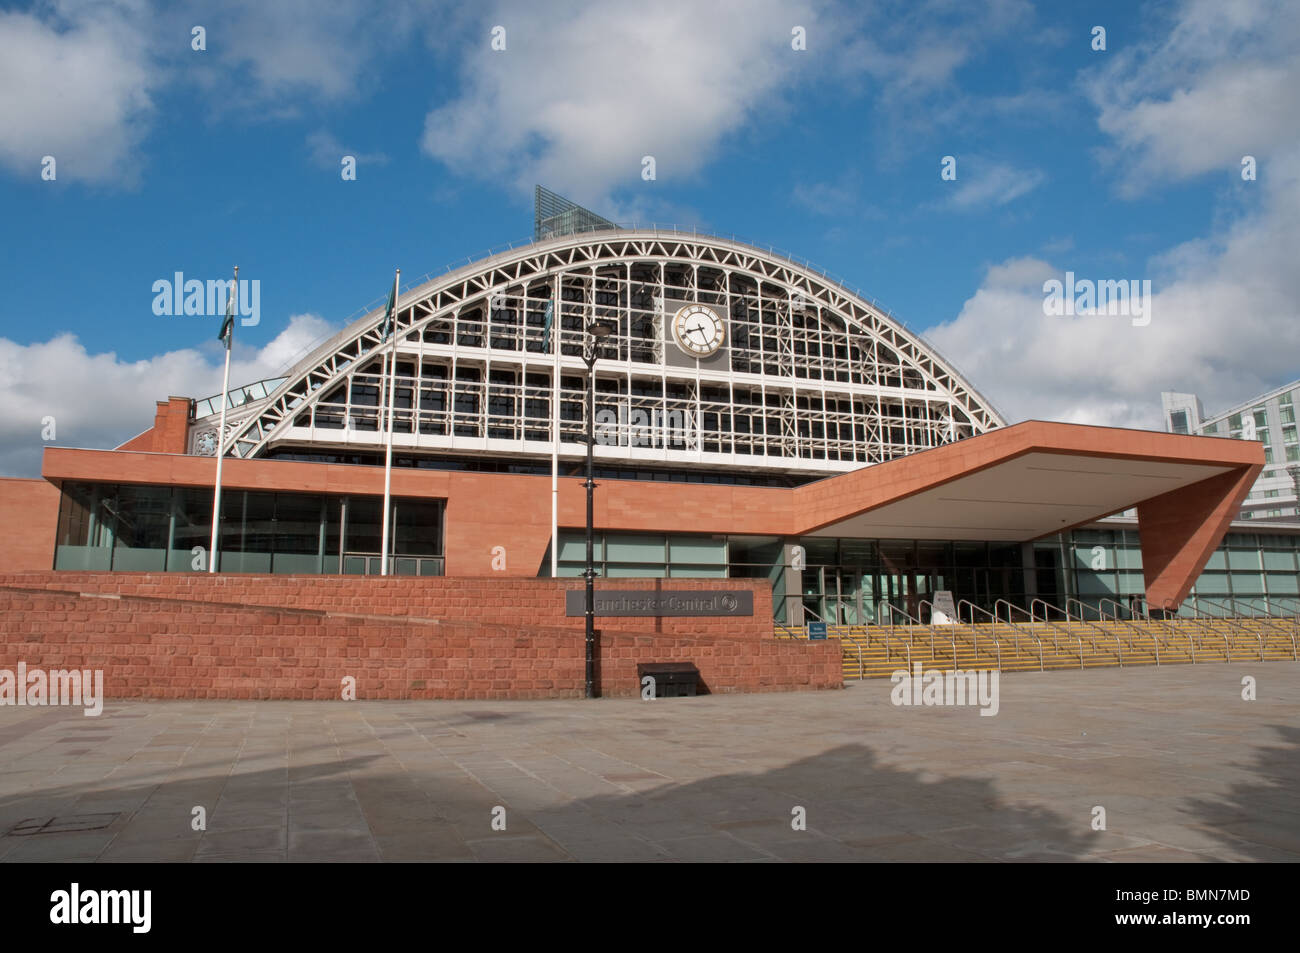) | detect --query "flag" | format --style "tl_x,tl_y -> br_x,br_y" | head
541,300 -> 554,350
217,281 -> 235,348
379,271 -> 398,343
